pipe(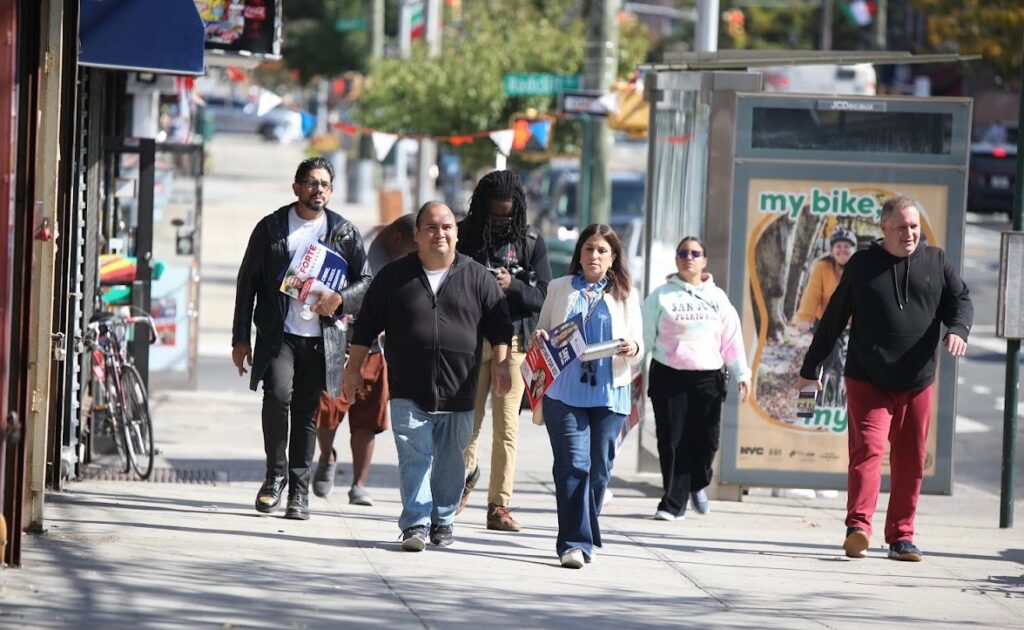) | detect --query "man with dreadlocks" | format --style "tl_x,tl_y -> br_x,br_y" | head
455,169 -> 552,532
